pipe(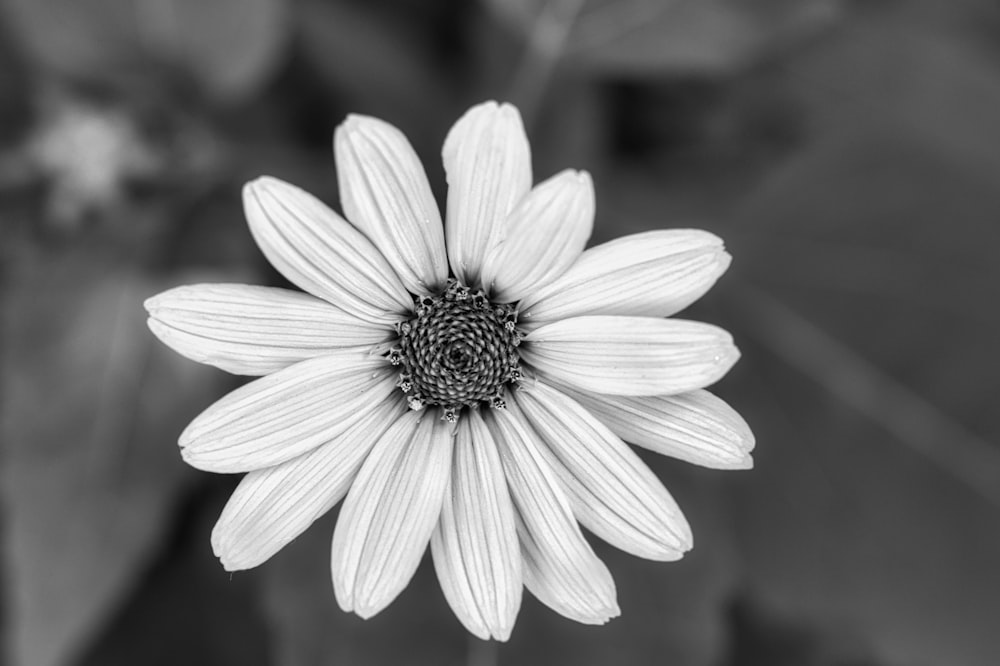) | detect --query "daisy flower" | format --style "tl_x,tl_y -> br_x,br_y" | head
145,101 -> 753,640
